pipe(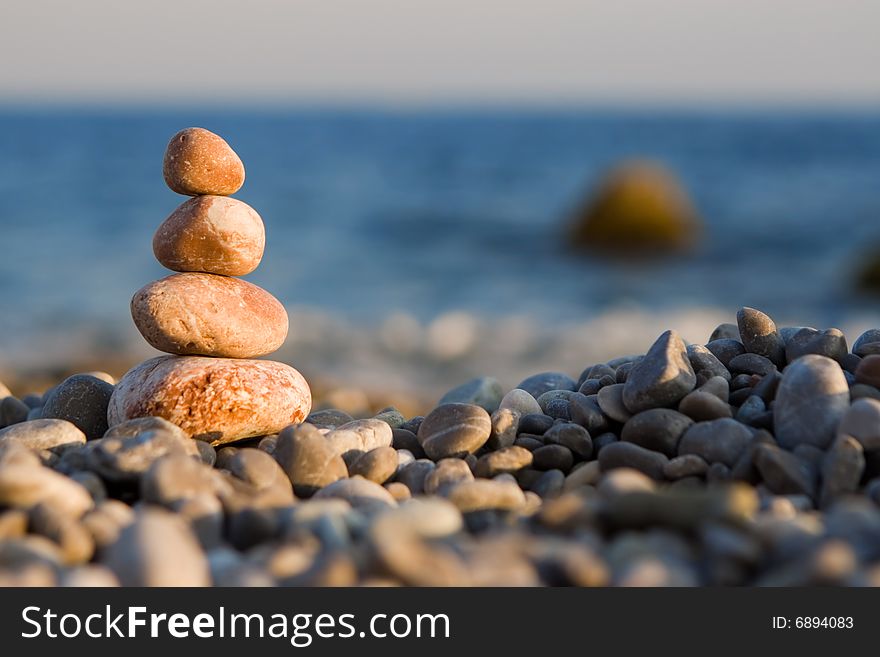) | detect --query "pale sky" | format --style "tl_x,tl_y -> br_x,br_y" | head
1,0 -> 878,106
